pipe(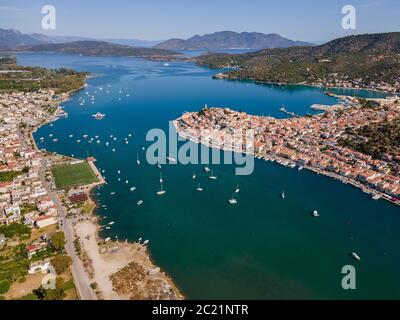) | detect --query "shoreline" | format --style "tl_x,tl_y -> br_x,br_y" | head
29,78 -> 184,300
212,74 -> 397,96
173,119 -> 400,208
